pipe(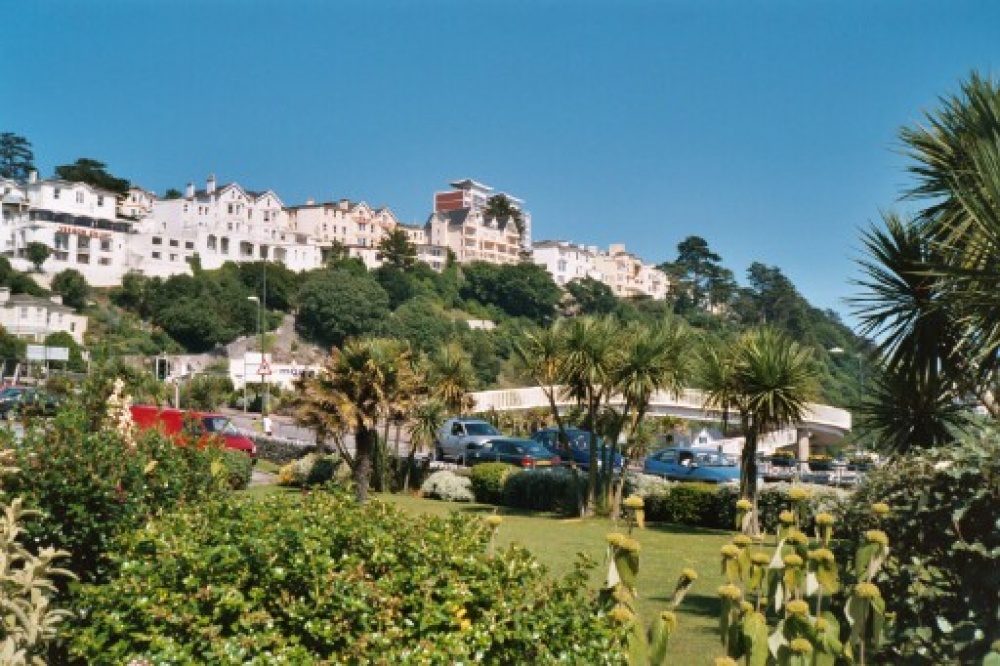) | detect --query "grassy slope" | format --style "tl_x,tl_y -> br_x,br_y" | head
378,493 -> 732,664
